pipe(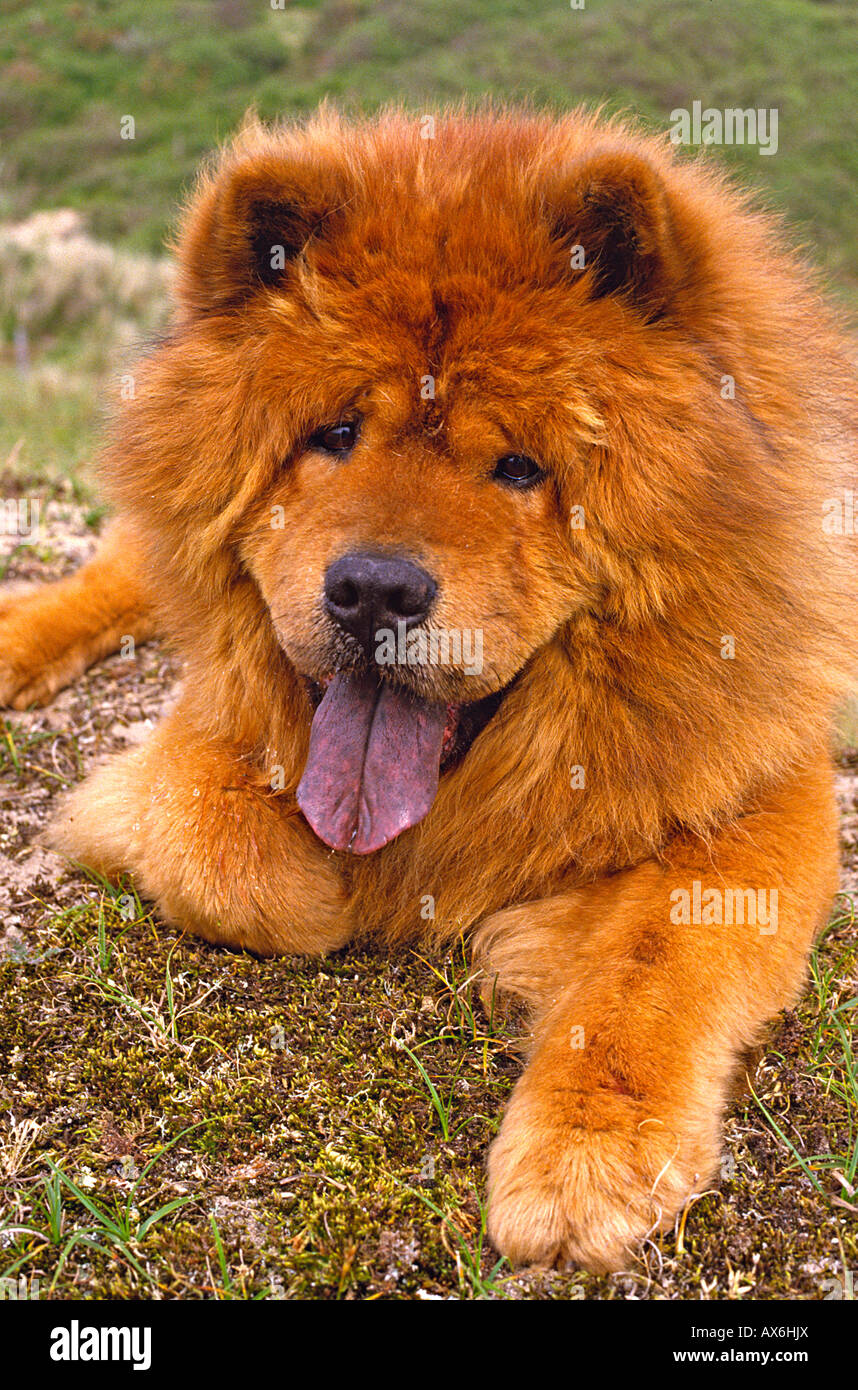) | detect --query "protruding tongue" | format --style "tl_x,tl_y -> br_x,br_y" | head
297,671 -> 447,854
